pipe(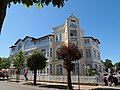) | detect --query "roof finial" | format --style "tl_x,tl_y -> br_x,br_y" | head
71,13 -> 74,16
